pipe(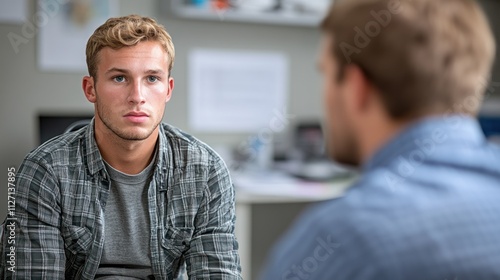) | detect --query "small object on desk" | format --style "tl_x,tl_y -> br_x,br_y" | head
232,168 -> 356,200
282,160 -> 354,182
